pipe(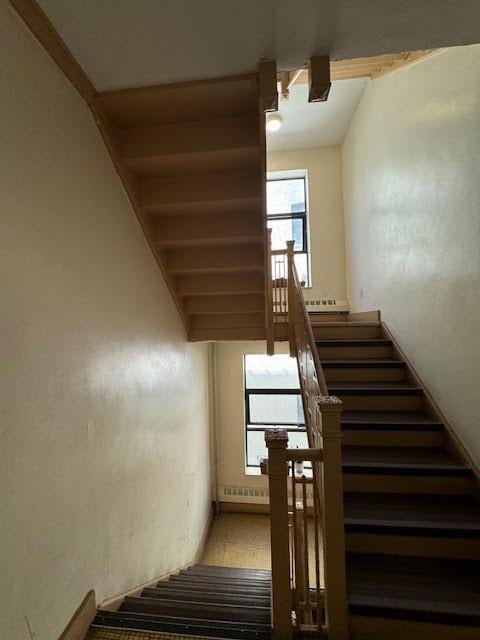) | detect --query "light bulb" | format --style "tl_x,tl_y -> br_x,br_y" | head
266,114 -> 282,132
